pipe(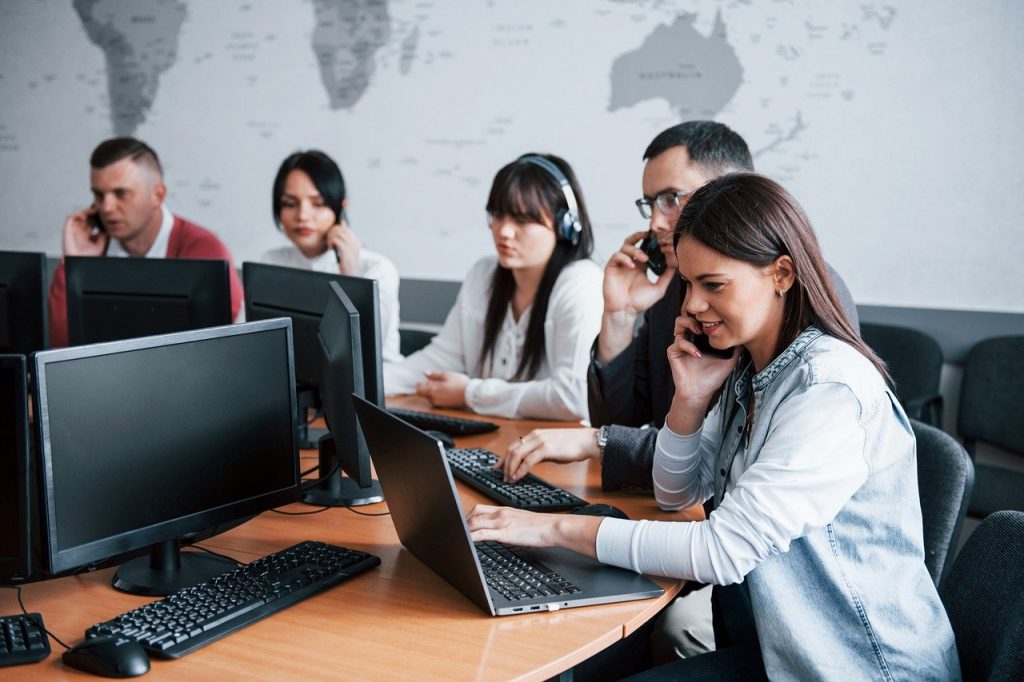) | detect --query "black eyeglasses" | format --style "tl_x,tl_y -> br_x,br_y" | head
634,189 -> 695,220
